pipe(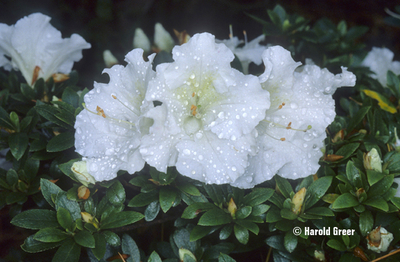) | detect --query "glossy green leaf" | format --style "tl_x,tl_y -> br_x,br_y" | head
11,209 -> 59,229
305,207 -> 334,217
335,143 -> 360,160
359,210 -> 373,237
219,224 -> 233,240
235,206 -> 252,220
8,132 -> 28,160
40,178 -> 63,208
242,188 -> 274,206
235,220 -> 259,235
91,233 -> 106,260
364,197 -> 389,212
101,211 -> 144,229
327,239 -> 347,251
145,201 -> 160,221
274,175 -> 293,199
57,207 -> 74,231
52,238 -> 81,262
346,161 -> 363,188
190,225 -> 216,241
21,235 -> 62,253
106,180 -> 126,206
148,251 -> 162,262
122,234 -> 140,262
284,231 -> 298,253
47,131 -> 75,152
305,176 -> 333,208
198,209 -> 231,226
346,106 -> 370,132
55,192 -> 81,221
34,228 -> 69,243
74,230 -> 95,248
332,193 -> 359,209
233,224 -> 249,245
159,187 -> 178,213
102,231 -> 120,247
128,191 -> 158,207
368,175 -> 394,198
177,183 -> 201,196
